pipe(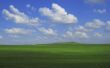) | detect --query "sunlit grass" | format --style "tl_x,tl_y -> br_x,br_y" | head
0,43 -> 110,68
